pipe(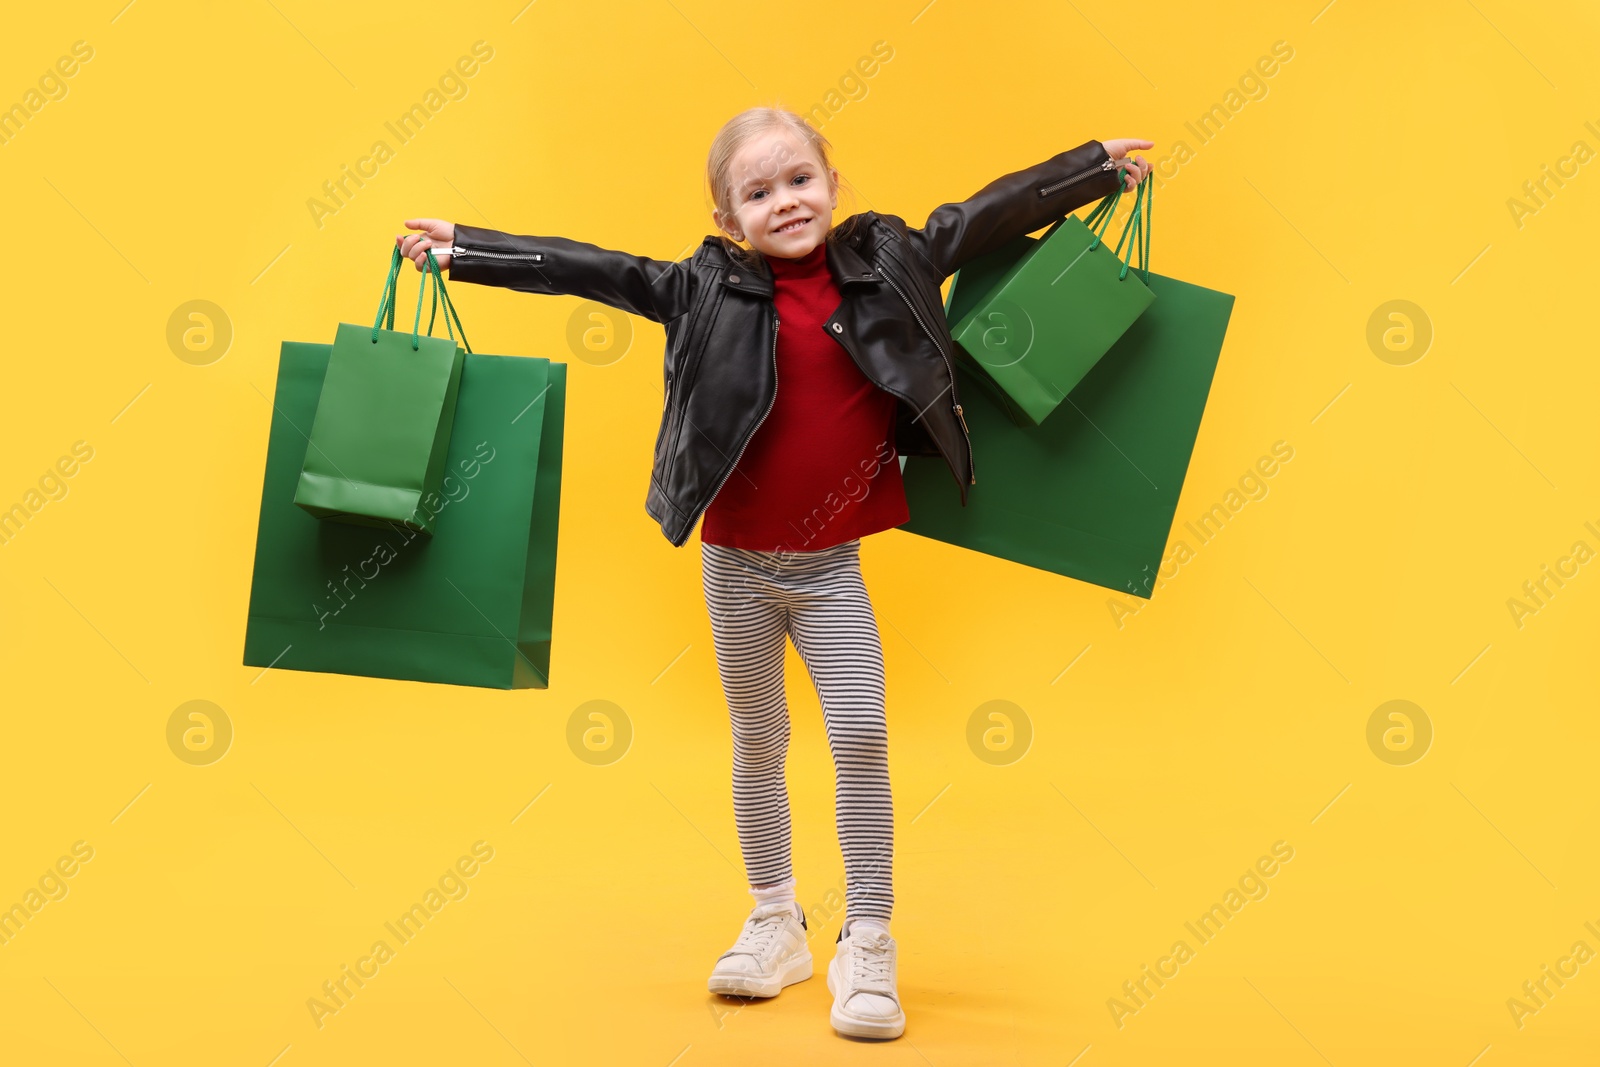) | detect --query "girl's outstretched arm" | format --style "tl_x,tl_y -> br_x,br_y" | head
398,219 -> 694,325
897,138 -> 1150,281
